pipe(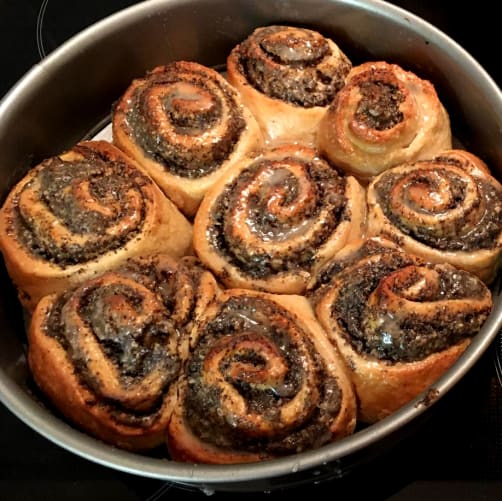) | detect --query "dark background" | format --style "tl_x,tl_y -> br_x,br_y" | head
1,0 -> 501,99
0,1 -> 501,499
